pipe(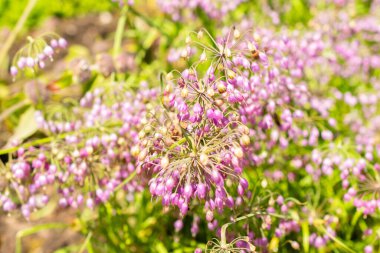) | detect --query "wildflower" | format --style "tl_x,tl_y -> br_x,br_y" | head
10,34 -> 67,79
